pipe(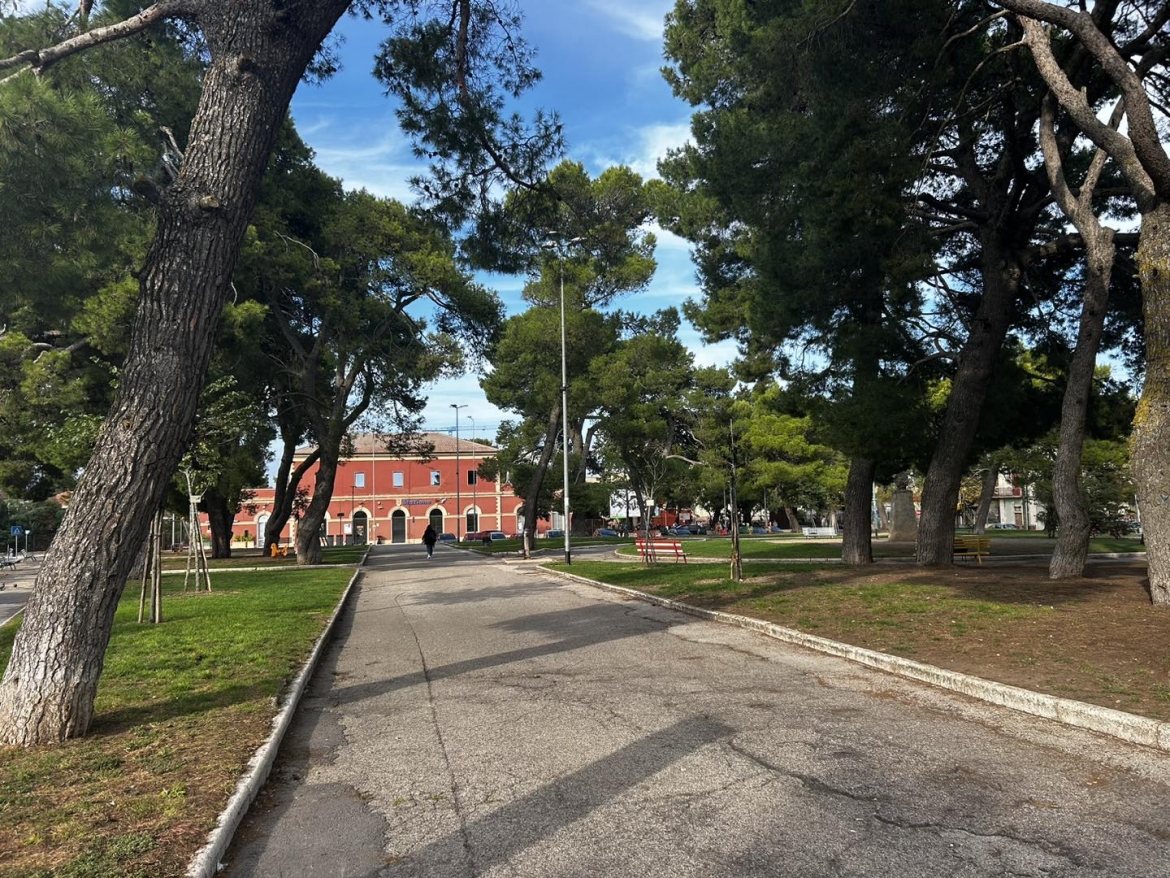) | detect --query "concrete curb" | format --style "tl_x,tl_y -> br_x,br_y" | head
542,566 -> 1170,754
0,607 -> 24,629
185,554 -> 369,878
